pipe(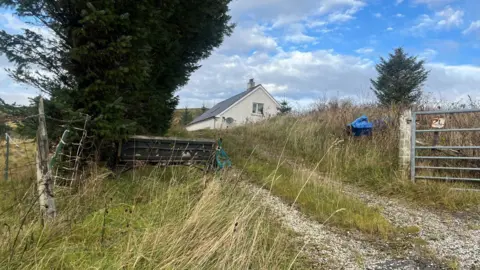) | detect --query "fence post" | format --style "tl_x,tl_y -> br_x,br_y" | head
36,97 -> 56,220
4,133 -> 9,181
410,112 -> 417,182
398,108 -> 412,176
